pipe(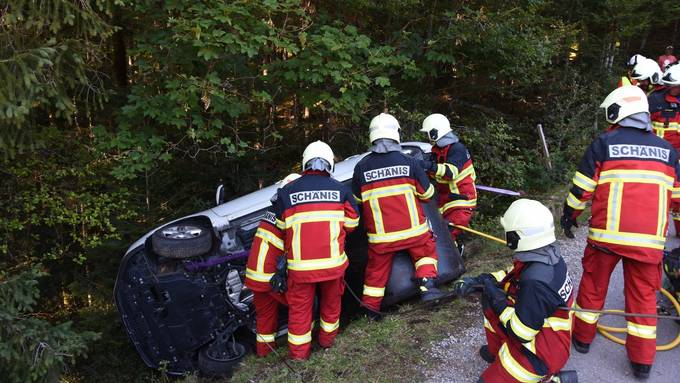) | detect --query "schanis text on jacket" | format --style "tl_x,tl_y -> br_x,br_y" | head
289,190 -> 341,205
363,165 -> 410,182
608,144 -> 670,161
